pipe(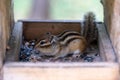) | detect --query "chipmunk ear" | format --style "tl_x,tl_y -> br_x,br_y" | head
46,32 -> 52,39
44,32 -> 53,41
